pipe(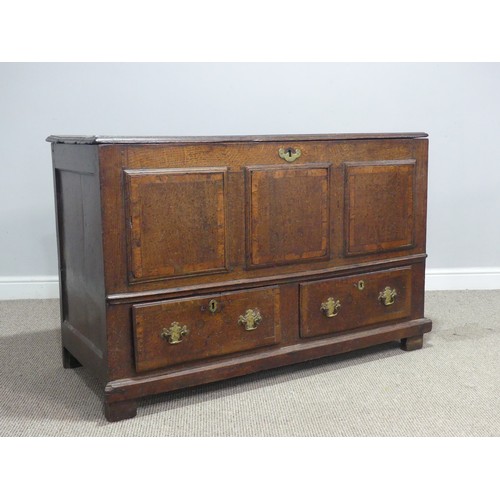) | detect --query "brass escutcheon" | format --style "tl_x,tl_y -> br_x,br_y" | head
320,297 -> 341,318
355,280 -> 365,291
160,321 -> 189,344
278,147 -> 302,163
238,309 -> 262,331
208,299 -> 219,313
378,287 -> 397,306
